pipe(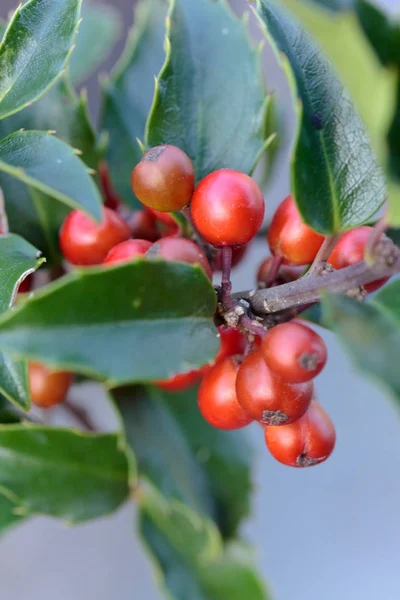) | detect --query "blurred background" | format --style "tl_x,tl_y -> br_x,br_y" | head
0,0 -> 400,598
